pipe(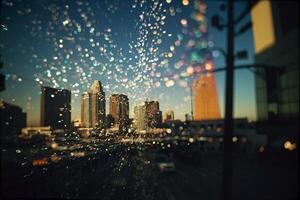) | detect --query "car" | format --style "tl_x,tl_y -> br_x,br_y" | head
156,154 -> 175,173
